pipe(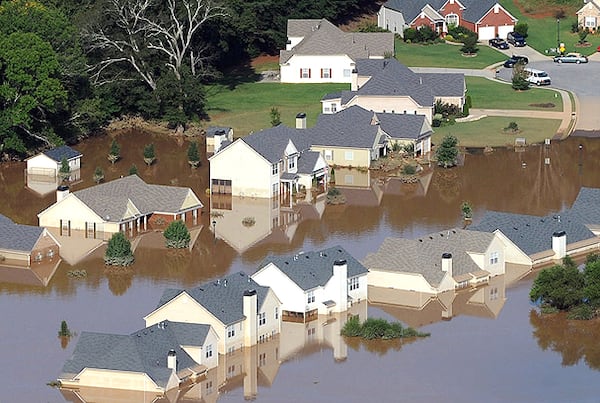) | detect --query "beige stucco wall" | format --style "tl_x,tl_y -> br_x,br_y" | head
368,270 -> 438,293
62,368 -> 163,392
38,194 -> 105,233
310,146 -> 371,168
344,96 -> 434,123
